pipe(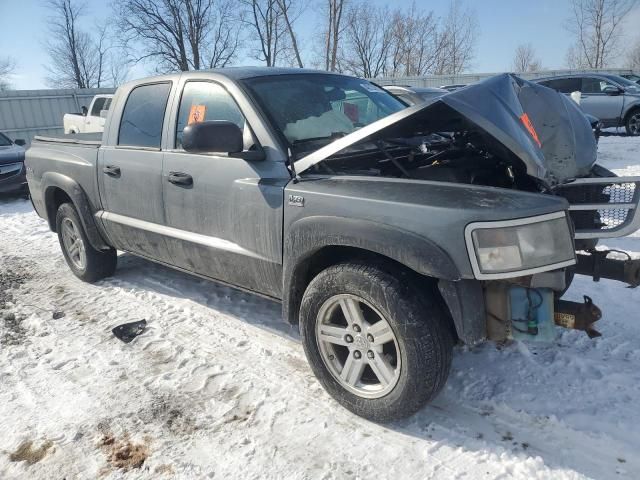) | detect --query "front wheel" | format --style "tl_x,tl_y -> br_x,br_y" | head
626,110 -> 640,136
56,202 -> 117,282
299,262 -> 453,422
